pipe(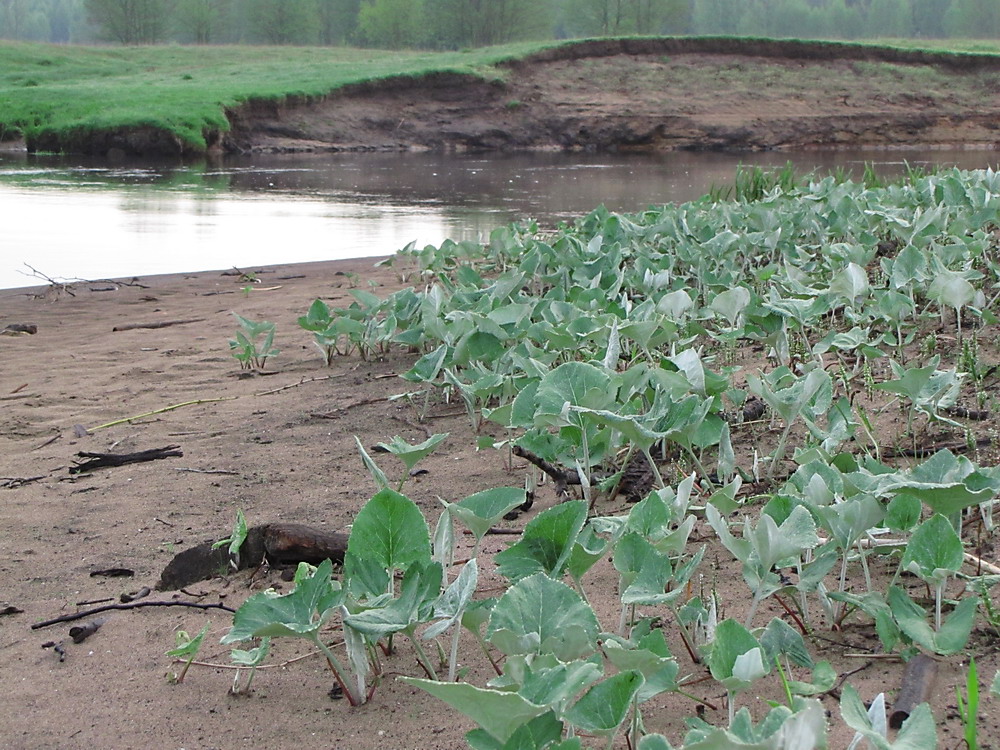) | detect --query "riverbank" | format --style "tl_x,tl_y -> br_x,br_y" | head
4,37 -> 1000,156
